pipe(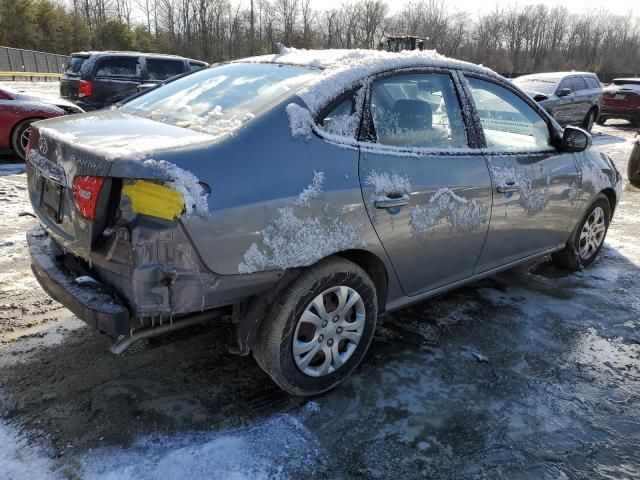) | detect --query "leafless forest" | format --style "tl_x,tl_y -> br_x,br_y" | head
1,0 -> 639,76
